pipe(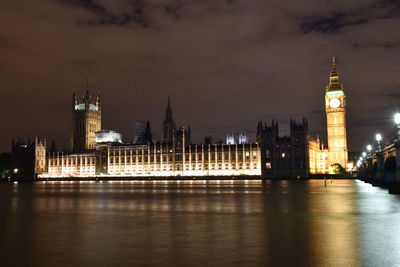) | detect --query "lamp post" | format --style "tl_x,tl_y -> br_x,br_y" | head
394,113 -> 400,143
375,133 -> 382,152
366,145 -> 372,158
